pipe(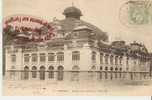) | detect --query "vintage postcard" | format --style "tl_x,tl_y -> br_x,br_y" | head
2,0 -> 152,96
